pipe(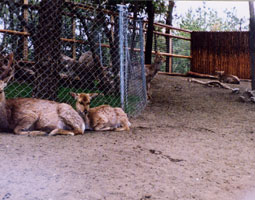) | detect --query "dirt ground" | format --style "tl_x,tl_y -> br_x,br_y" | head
1,75 -> 255,200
